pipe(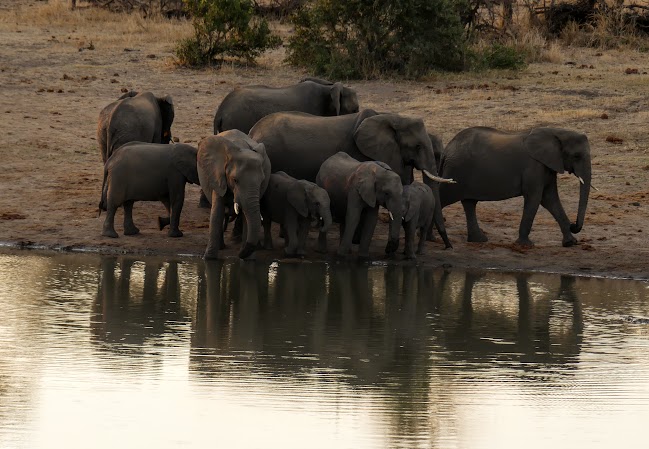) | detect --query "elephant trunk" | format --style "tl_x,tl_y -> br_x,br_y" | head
239,193 -> 262,259
571,165 -> 591,234
319,205 -> 332,233
424,176 -> 453,249
385,208 -> 402,254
